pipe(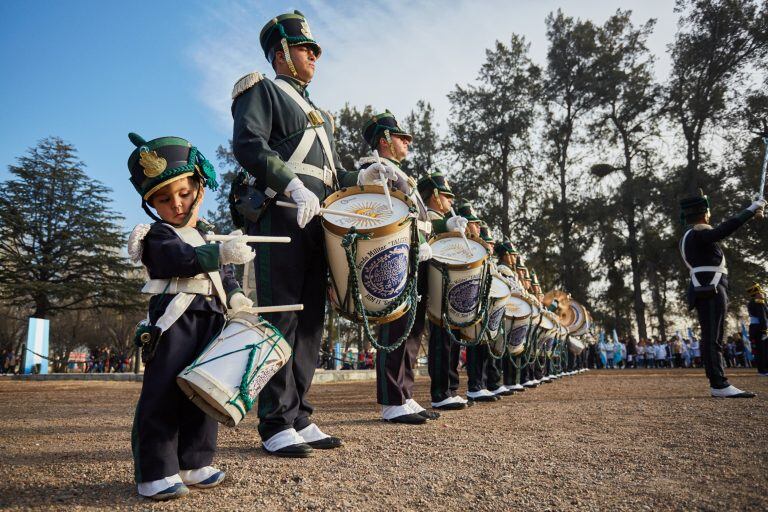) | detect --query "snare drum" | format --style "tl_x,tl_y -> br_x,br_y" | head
177,310 -> 292,427
503,293 -> 533,356
427,233 -> 489,328
322,185 -> 417,324
460,275 -> 510,346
